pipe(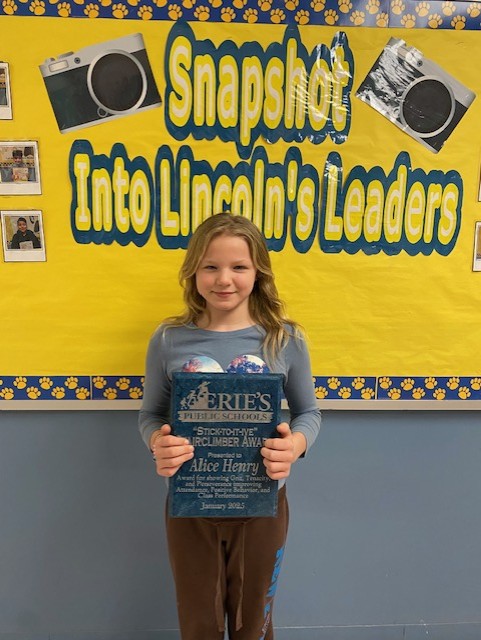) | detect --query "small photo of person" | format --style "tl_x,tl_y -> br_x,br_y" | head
0,69 -> 7,105
0,141 -> 41,195
0,63 -> 12,119
1,210 -> 46,262
473,222 -> 481,272
10,216 -> 41,249
0,148 -> 36,183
